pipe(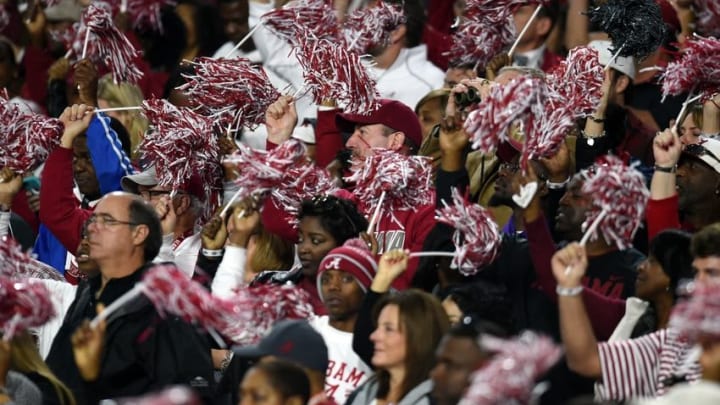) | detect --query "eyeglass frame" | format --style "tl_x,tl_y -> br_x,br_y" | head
138,189 -> 184,200
85,213 -> 141,230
